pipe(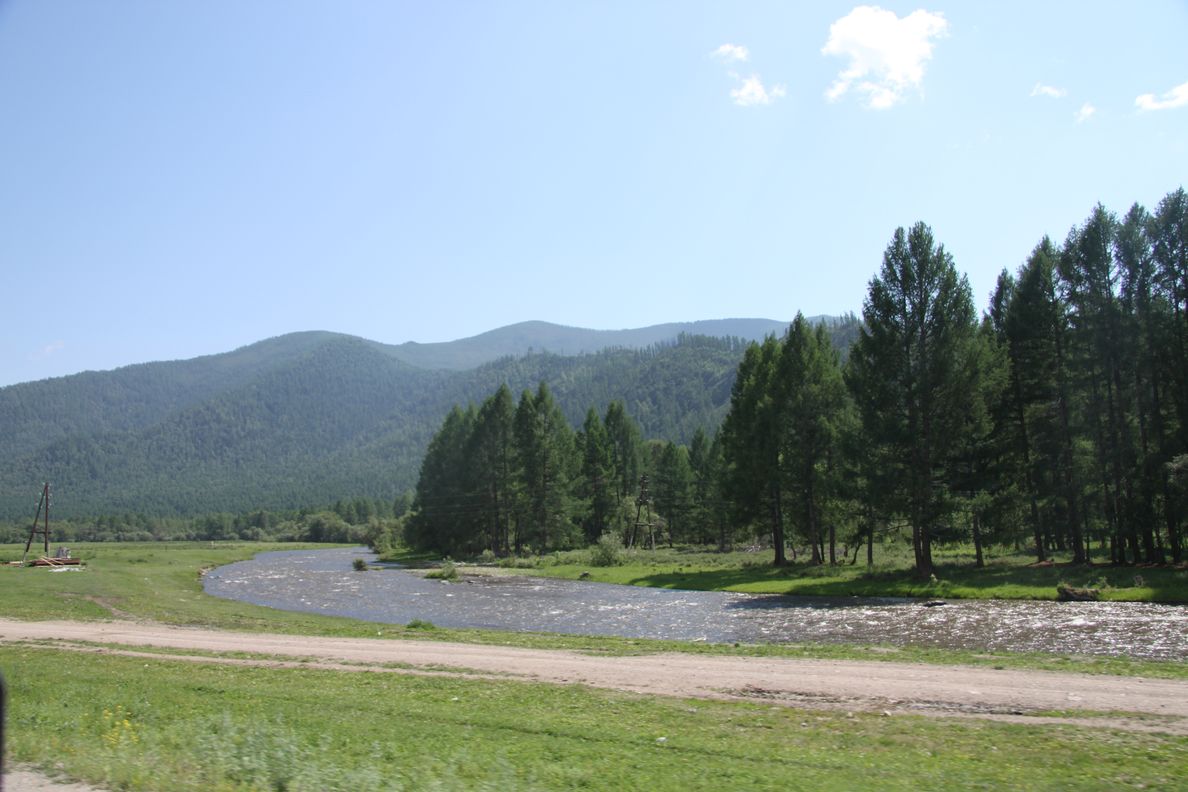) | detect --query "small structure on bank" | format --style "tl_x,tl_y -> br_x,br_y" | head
624,474 -> 658,551
20,482 -> 82,567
